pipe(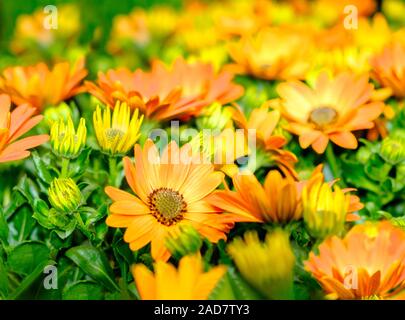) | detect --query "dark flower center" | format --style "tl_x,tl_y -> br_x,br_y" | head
148,187 -> 187,226
309,107 -> 338,128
